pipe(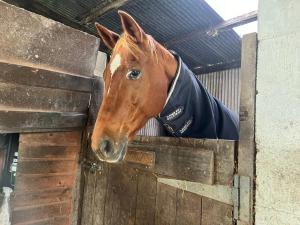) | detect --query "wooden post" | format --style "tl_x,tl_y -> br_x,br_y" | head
238,33 -> 257,225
